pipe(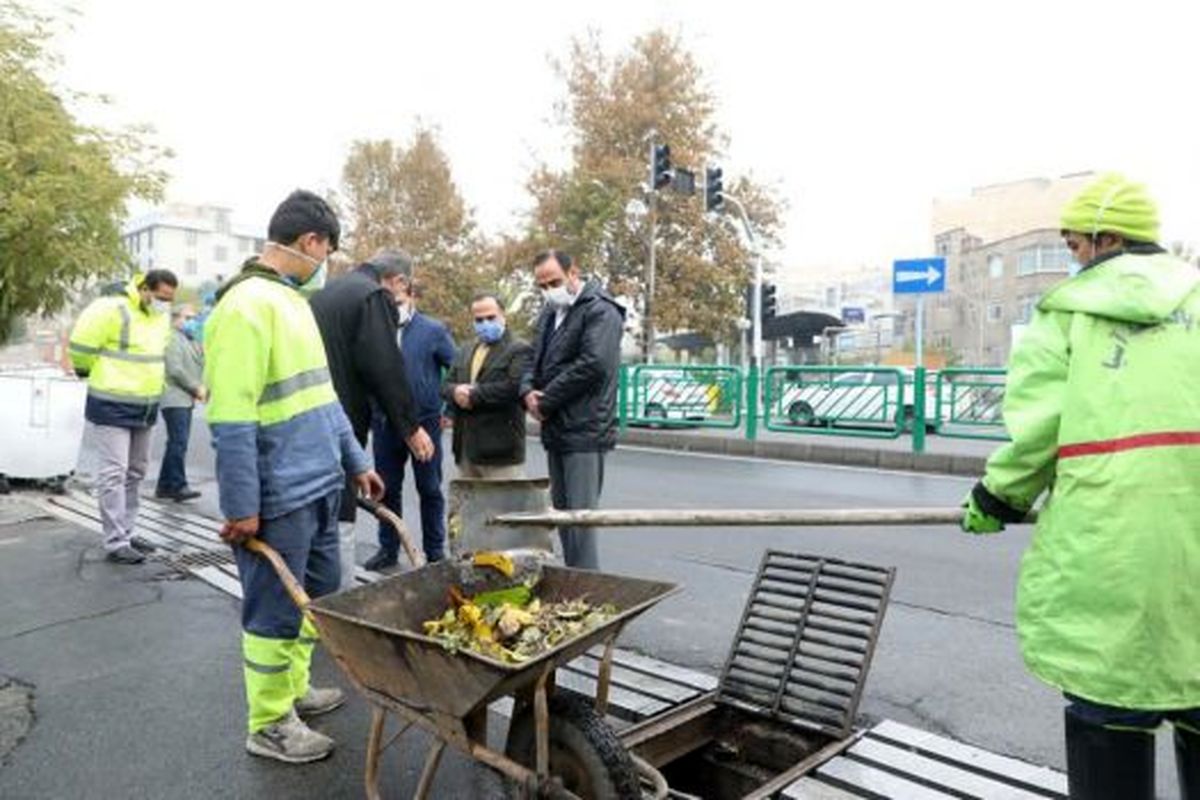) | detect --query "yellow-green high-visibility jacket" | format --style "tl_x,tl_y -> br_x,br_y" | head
979,248 -> 1200,710
68,277 -> 171,428
204,261 -> 368,521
